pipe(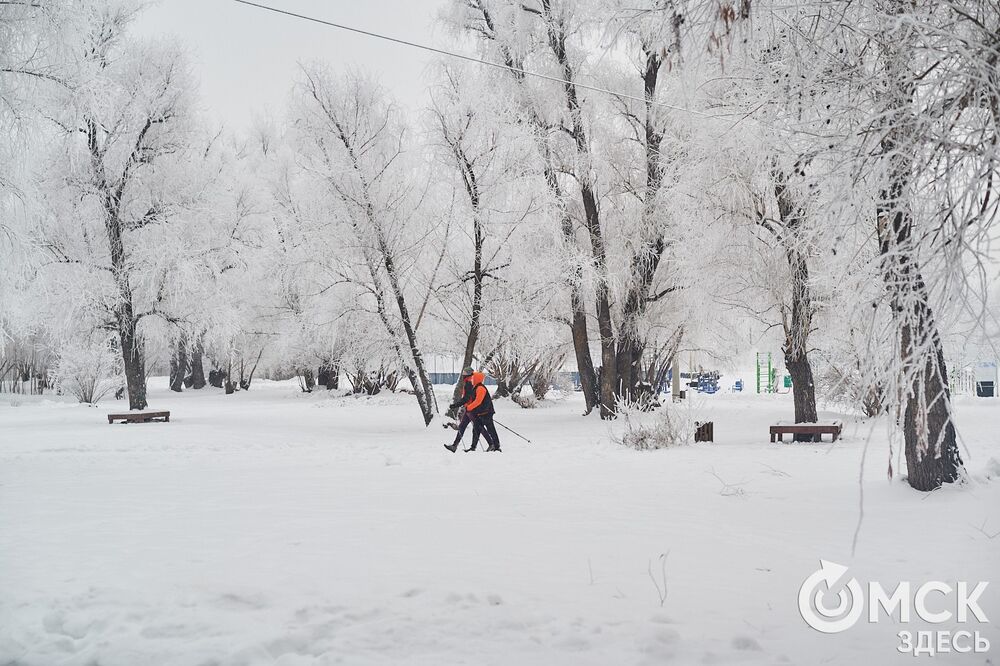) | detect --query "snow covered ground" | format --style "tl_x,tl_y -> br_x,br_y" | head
1,380 -> 998,665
